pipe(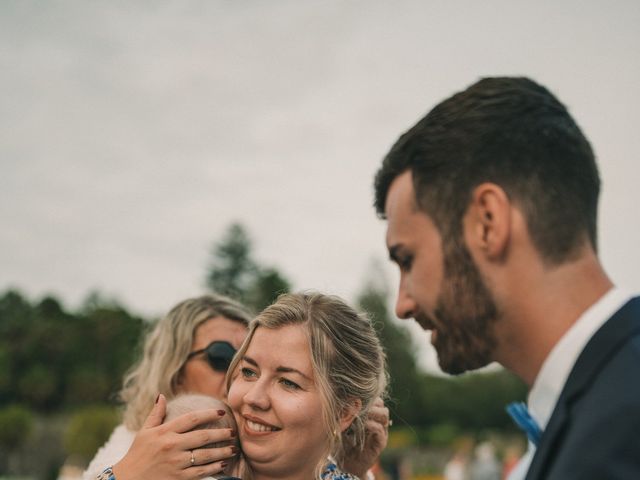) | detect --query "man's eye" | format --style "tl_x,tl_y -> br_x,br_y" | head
399,255 -> 413,270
